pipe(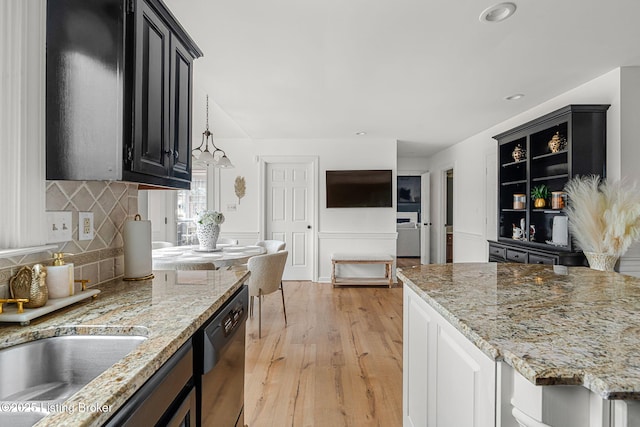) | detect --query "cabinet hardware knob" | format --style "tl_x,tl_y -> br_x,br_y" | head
173,150 -> 179,158
164,150 -> 173,157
